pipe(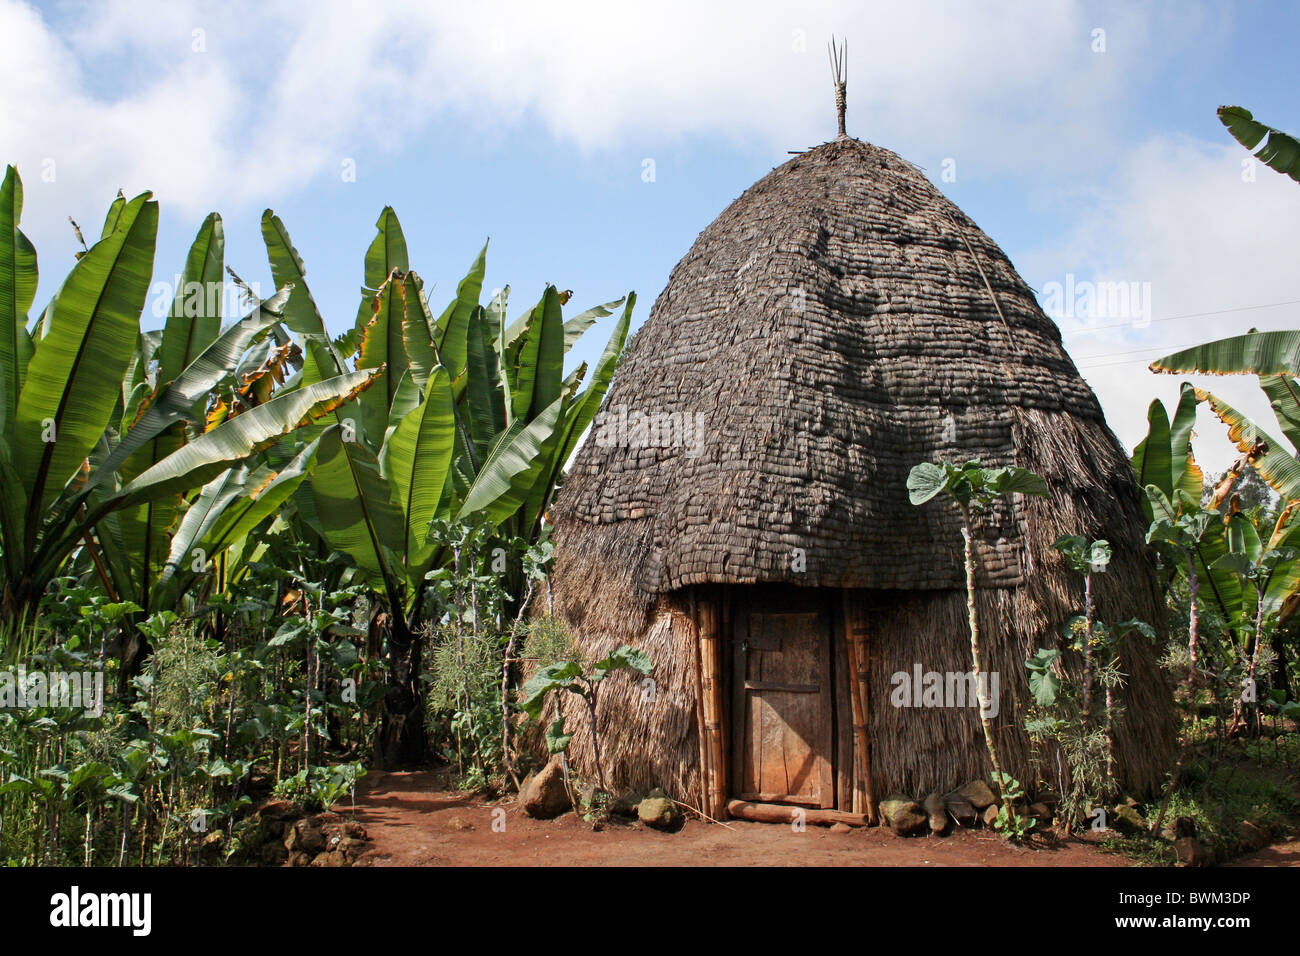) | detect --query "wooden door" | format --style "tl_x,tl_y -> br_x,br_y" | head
731,593 -> 835,808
